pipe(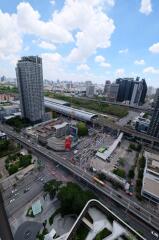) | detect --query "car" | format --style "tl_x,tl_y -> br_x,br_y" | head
11,189 -> 17,194
151,231 -> 159,238
40,178 -> 44,181
10,198 -> 15,203
24,187 -> 30,193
